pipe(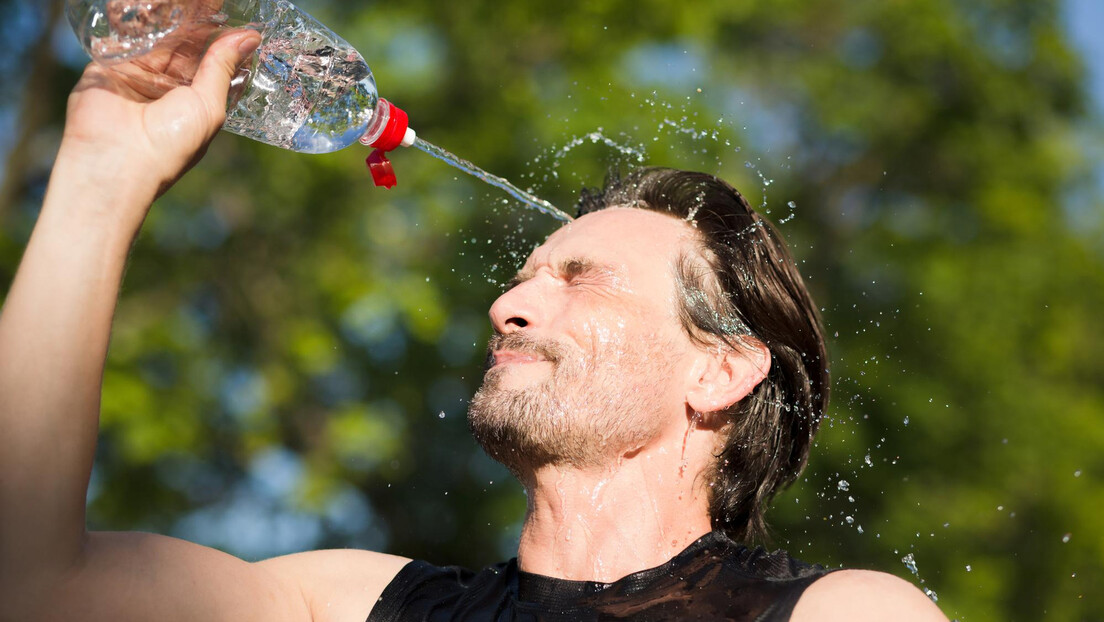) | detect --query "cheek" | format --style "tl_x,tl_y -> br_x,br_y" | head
557,294 -> 682,365
560,306 -> 629,364
585,316 -> 628,348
